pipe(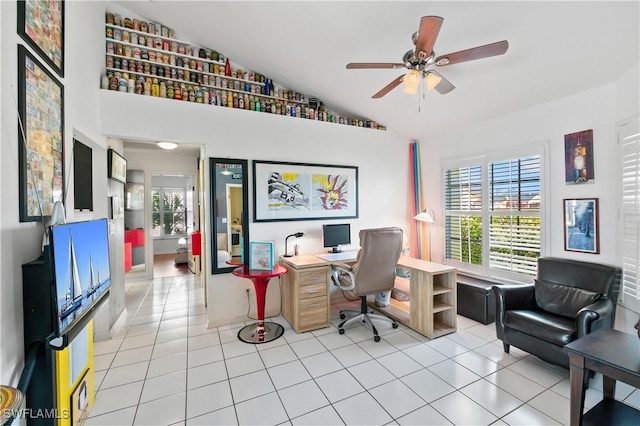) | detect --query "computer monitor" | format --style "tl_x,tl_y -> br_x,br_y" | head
322,223 -> 351,253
